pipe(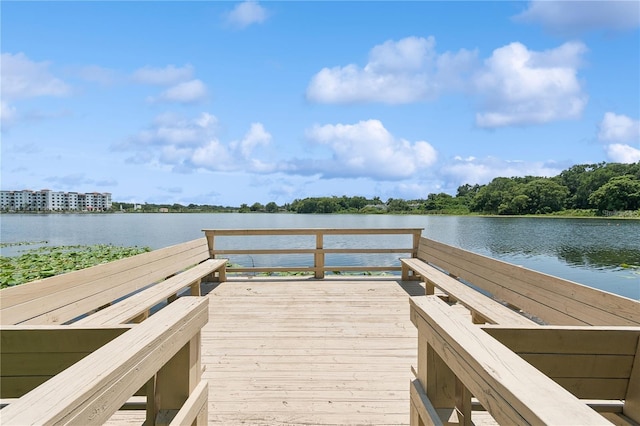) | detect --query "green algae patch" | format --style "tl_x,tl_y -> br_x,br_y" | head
0,244 -> 151,288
